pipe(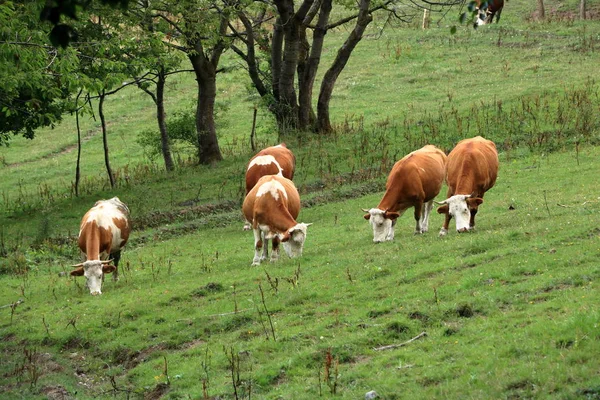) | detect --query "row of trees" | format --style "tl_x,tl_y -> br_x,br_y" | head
2,0 -> 464,181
